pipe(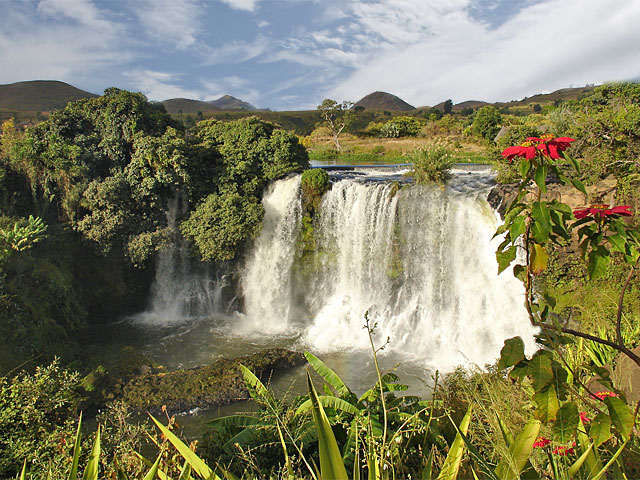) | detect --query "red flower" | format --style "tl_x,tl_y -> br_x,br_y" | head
501,135 -> 575,163
579,411 -> 591,423
573,205 -> 632,220
552,442 -> 576,456
593,391 -> 618,400
533,436 -> 551,448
